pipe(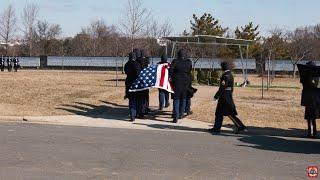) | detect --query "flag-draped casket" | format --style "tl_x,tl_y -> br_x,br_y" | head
129,63 -> 174,93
